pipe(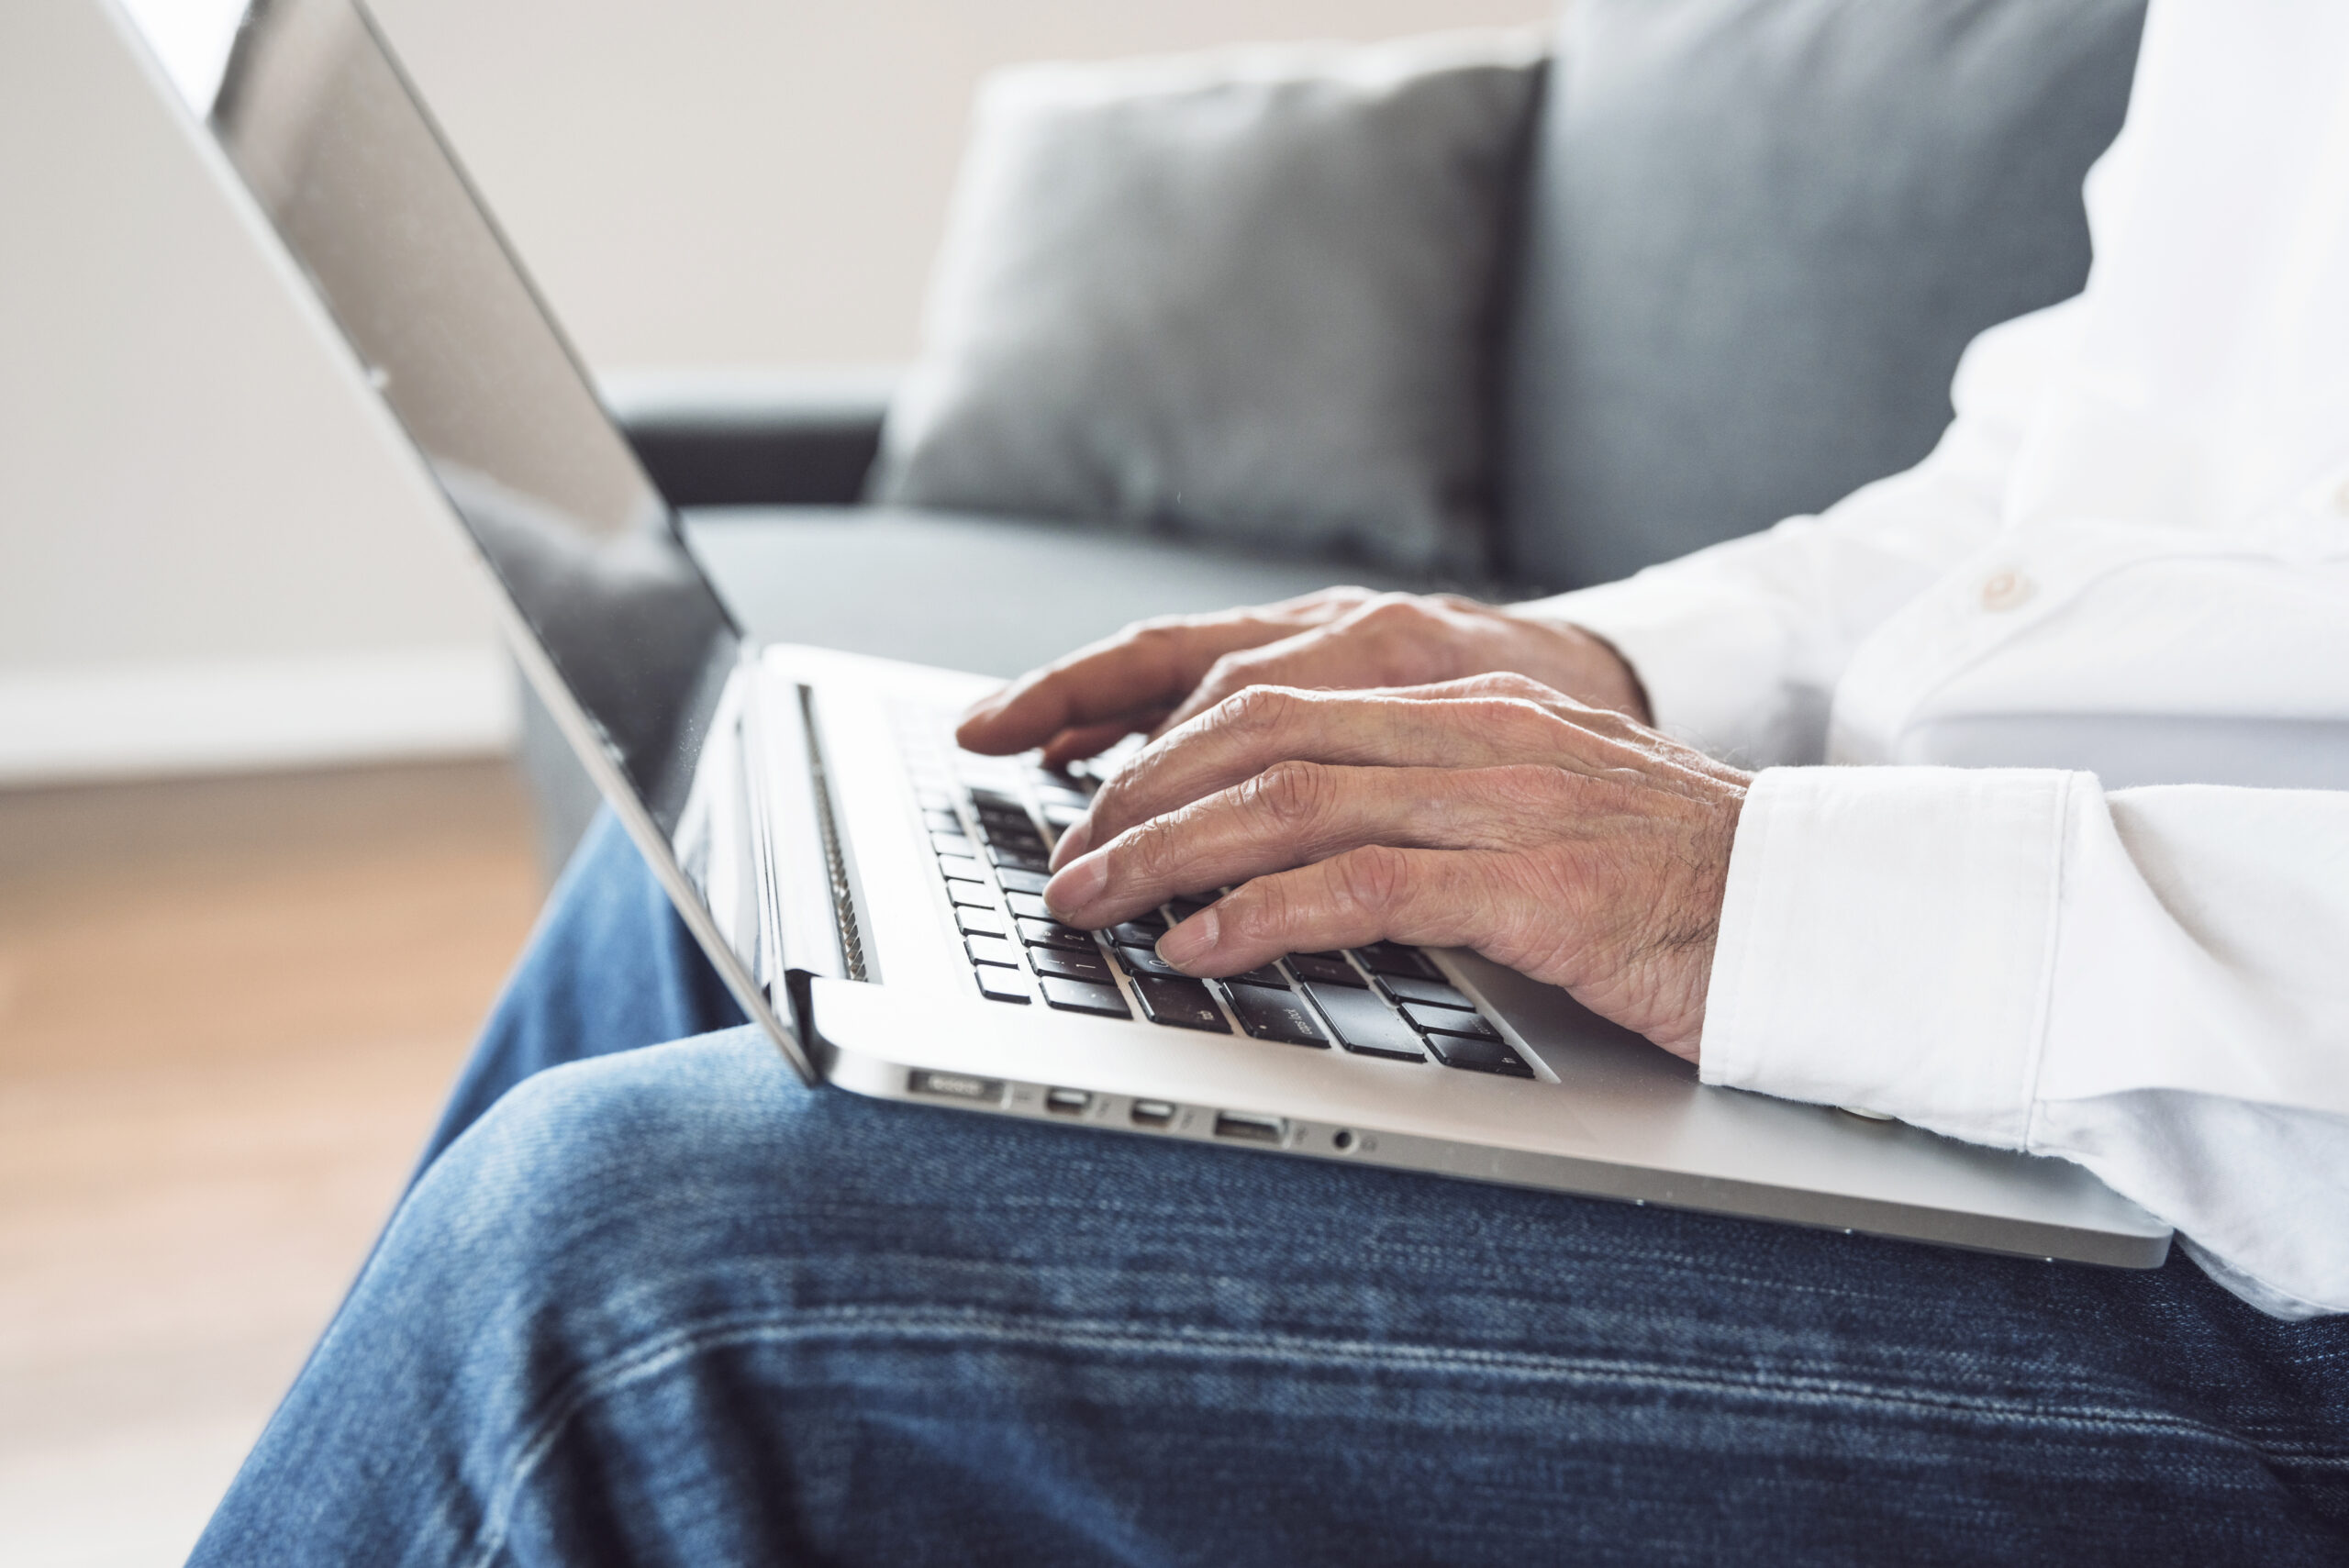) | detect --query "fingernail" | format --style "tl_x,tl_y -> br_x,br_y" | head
1042,853 -> 1108,918
1048,817 -> 1092,870
1156,908 -> 1219,970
